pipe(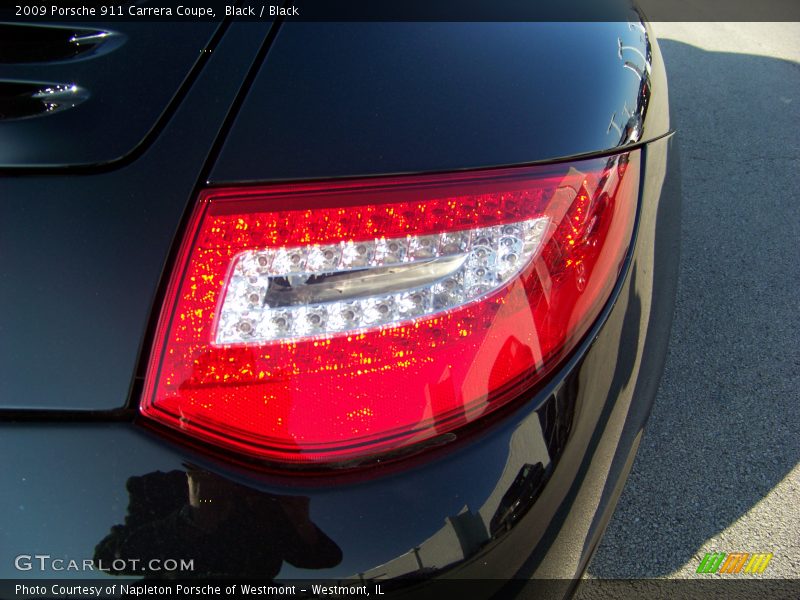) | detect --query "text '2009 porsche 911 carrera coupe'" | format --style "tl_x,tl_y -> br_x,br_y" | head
0,1 -> 680,598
